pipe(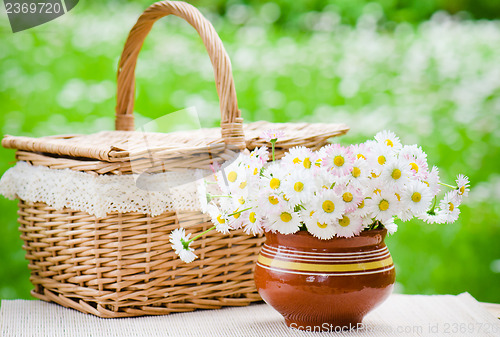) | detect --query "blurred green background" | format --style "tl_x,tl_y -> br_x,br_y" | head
1,0 -> 499,303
